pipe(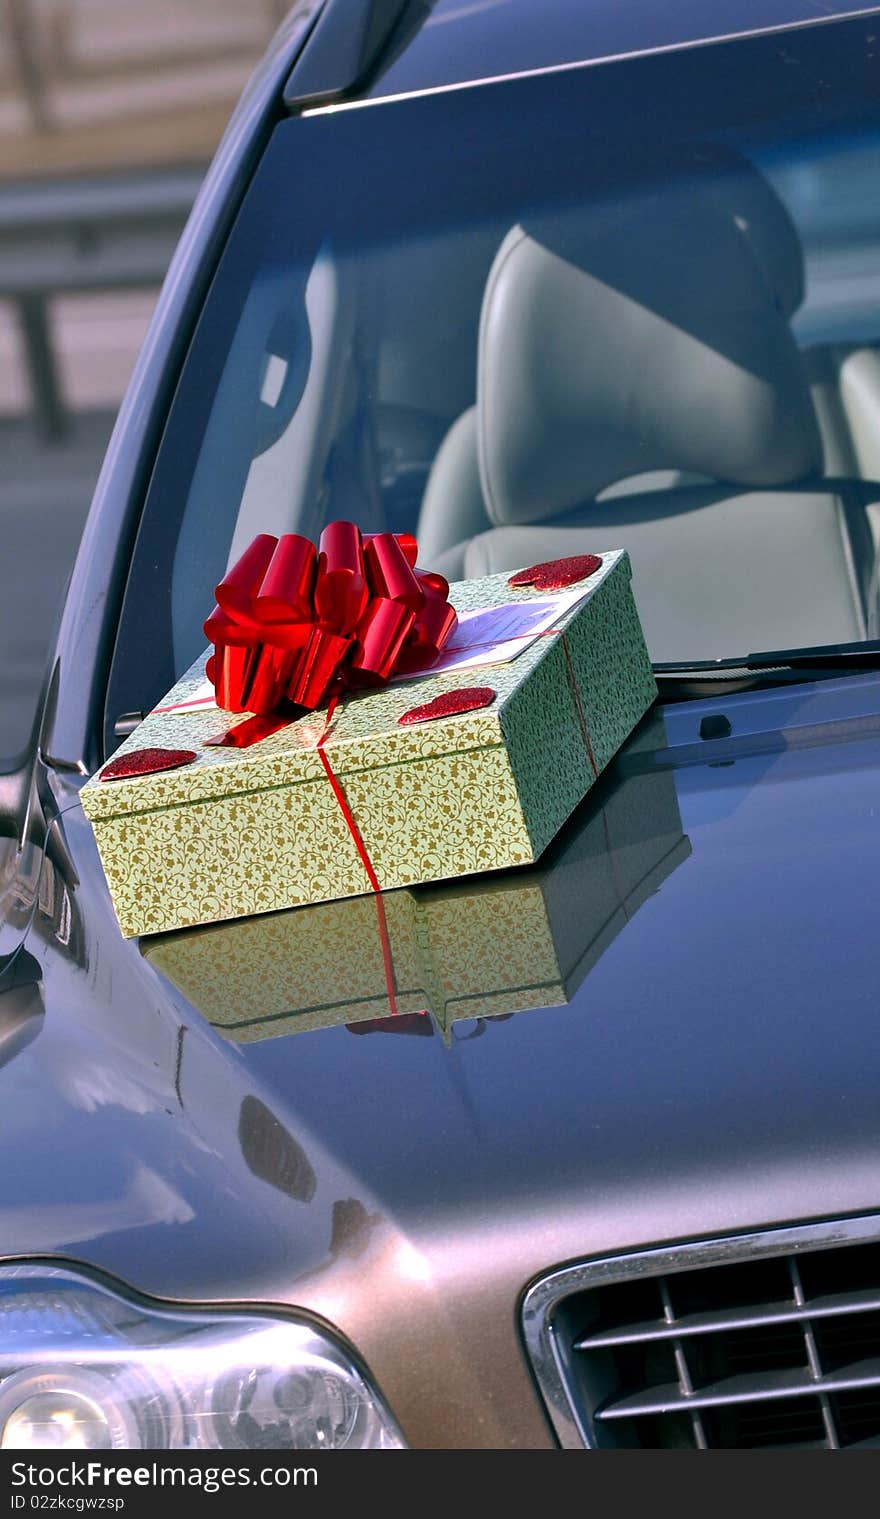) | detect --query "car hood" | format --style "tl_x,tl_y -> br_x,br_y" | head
4,670 -> 880,1446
